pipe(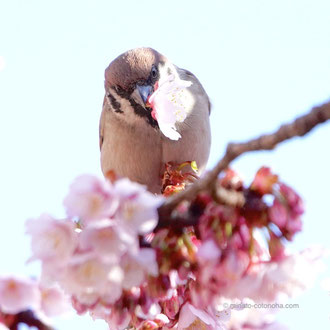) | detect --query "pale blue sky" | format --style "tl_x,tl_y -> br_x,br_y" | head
0,0 -> 329,329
